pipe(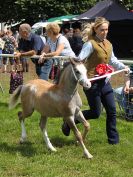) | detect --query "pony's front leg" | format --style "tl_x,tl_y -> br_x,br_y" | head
18,111 -> 27,143
39,116 -> 57,152
75,110 -> 90,141
66,116 -> 93,159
